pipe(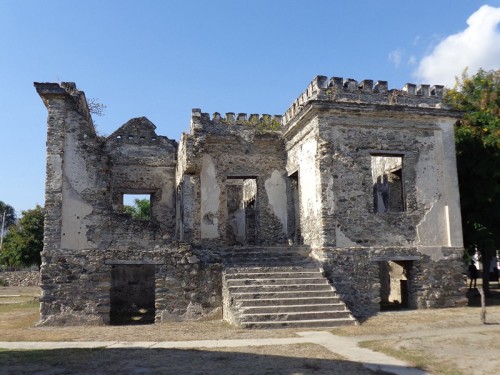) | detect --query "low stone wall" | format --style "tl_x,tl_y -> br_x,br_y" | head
0,270 -> 41,287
